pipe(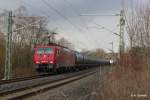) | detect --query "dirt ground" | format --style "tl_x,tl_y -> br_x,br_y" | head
26,66 -> 110,100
